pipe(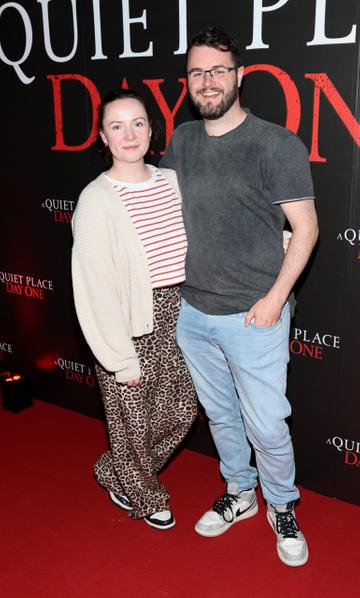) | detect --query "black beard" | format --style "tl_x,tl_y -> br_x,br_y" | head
190,82 -> 239,120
